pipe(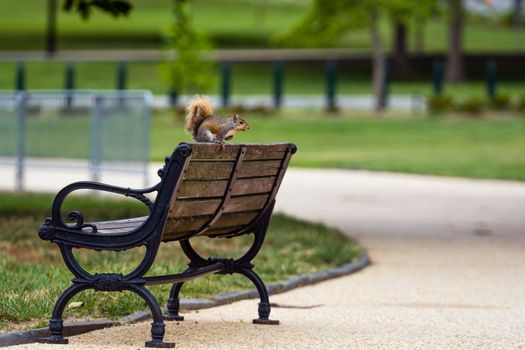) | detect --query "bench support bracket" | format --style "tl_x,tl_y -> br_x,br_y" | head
39,243 -> 175,348
166,201 -> 279,325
